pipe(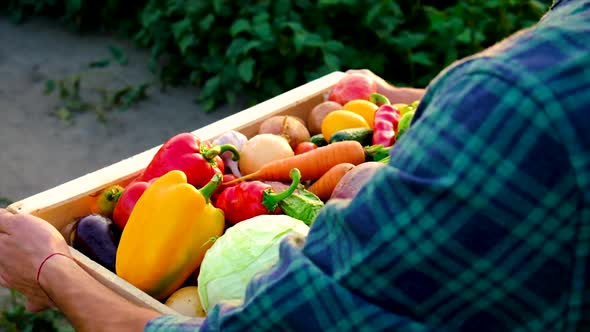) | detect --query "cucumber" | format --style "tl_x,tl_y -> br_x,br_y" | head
329,128 -> 374,146
309,133 -> 328,147
396,111 -> 415,140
